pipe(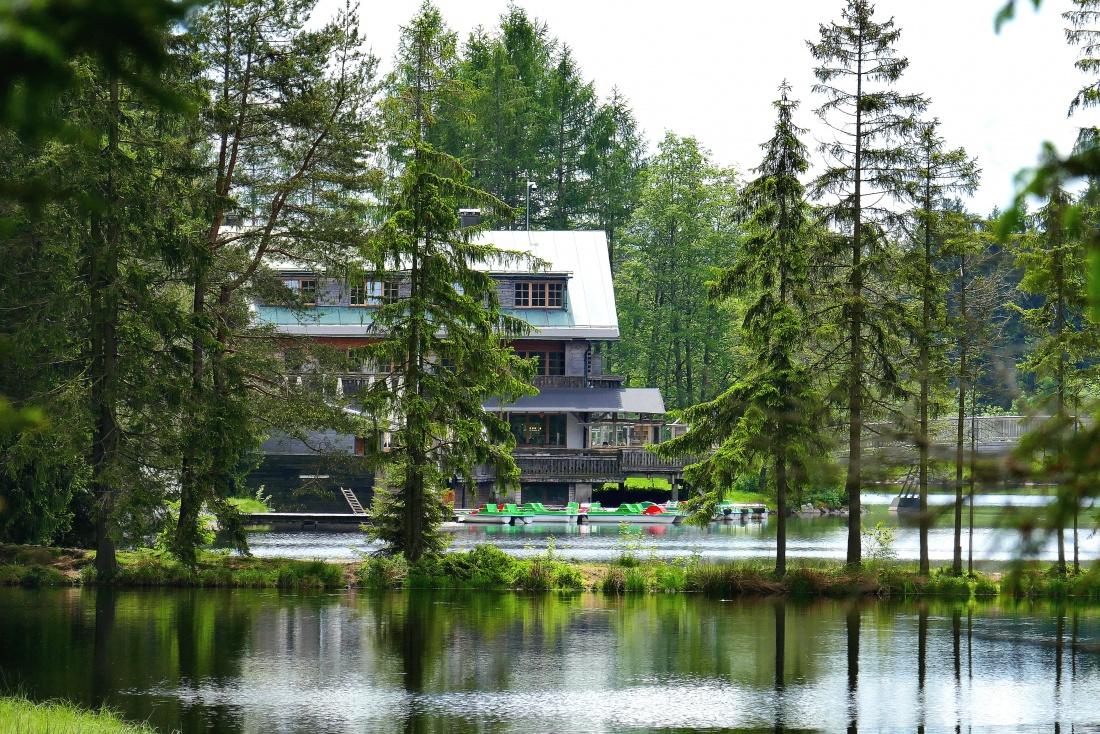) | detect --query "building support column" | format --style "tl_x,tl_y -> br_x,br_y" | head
573,483 -> 593,504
